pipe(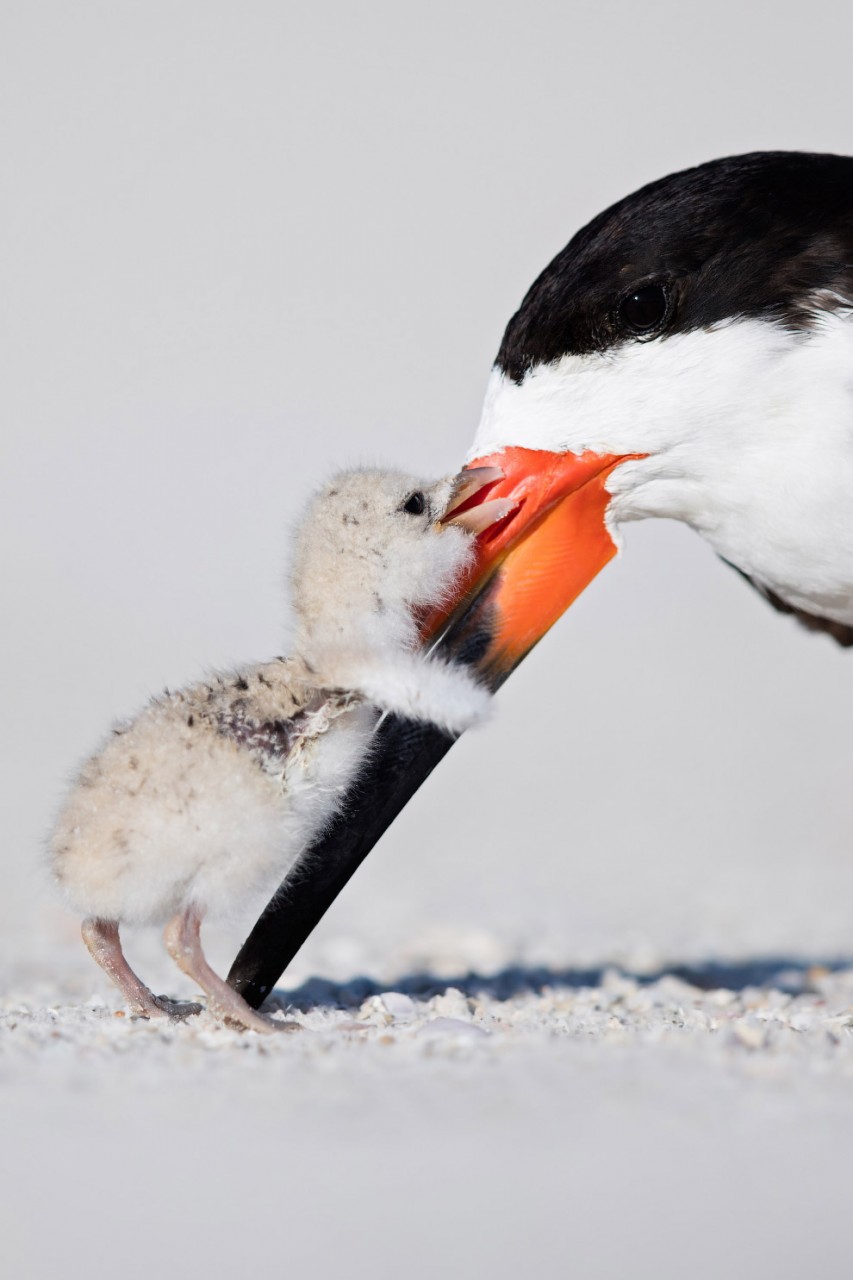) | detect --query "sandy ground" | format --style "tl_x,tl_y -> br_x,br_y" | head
4,918 -> 853,1280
